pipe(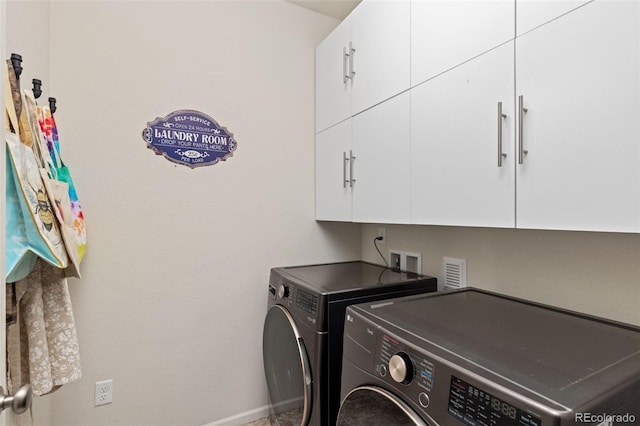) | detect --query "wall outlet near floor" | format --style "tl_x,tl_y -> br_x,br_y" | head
95,379 -> 113,406
377,227 -> 386,243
